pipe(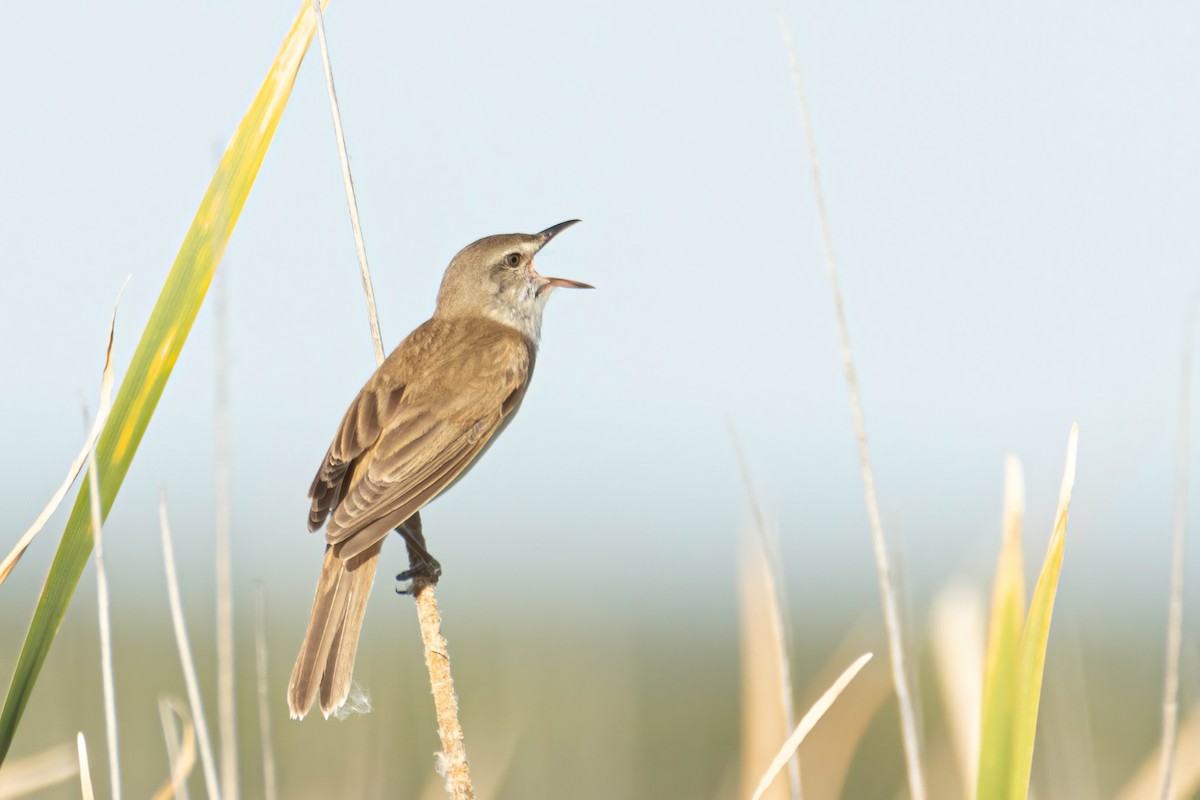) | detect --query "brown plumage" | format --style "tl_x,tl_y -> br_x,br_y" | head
288,221 -> 590,720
